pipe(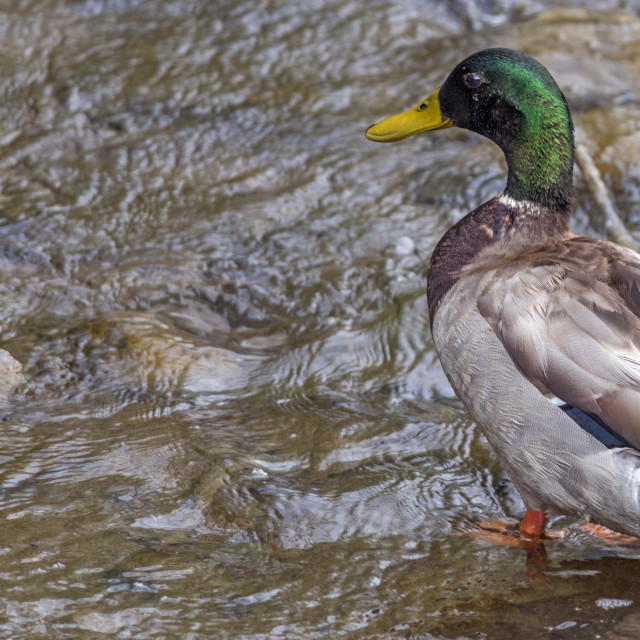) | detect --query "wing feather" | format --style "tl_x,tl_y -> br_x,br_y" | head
478,241 -> 640,450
